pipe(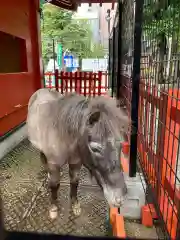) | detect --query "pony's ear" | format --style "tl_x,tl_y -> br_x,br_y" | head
88,111 -> 100,125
